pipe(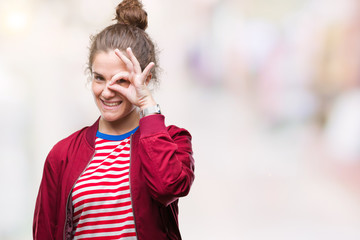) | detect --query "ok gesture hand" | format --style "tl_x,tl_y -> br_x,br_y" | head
108,47 -> 156,110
